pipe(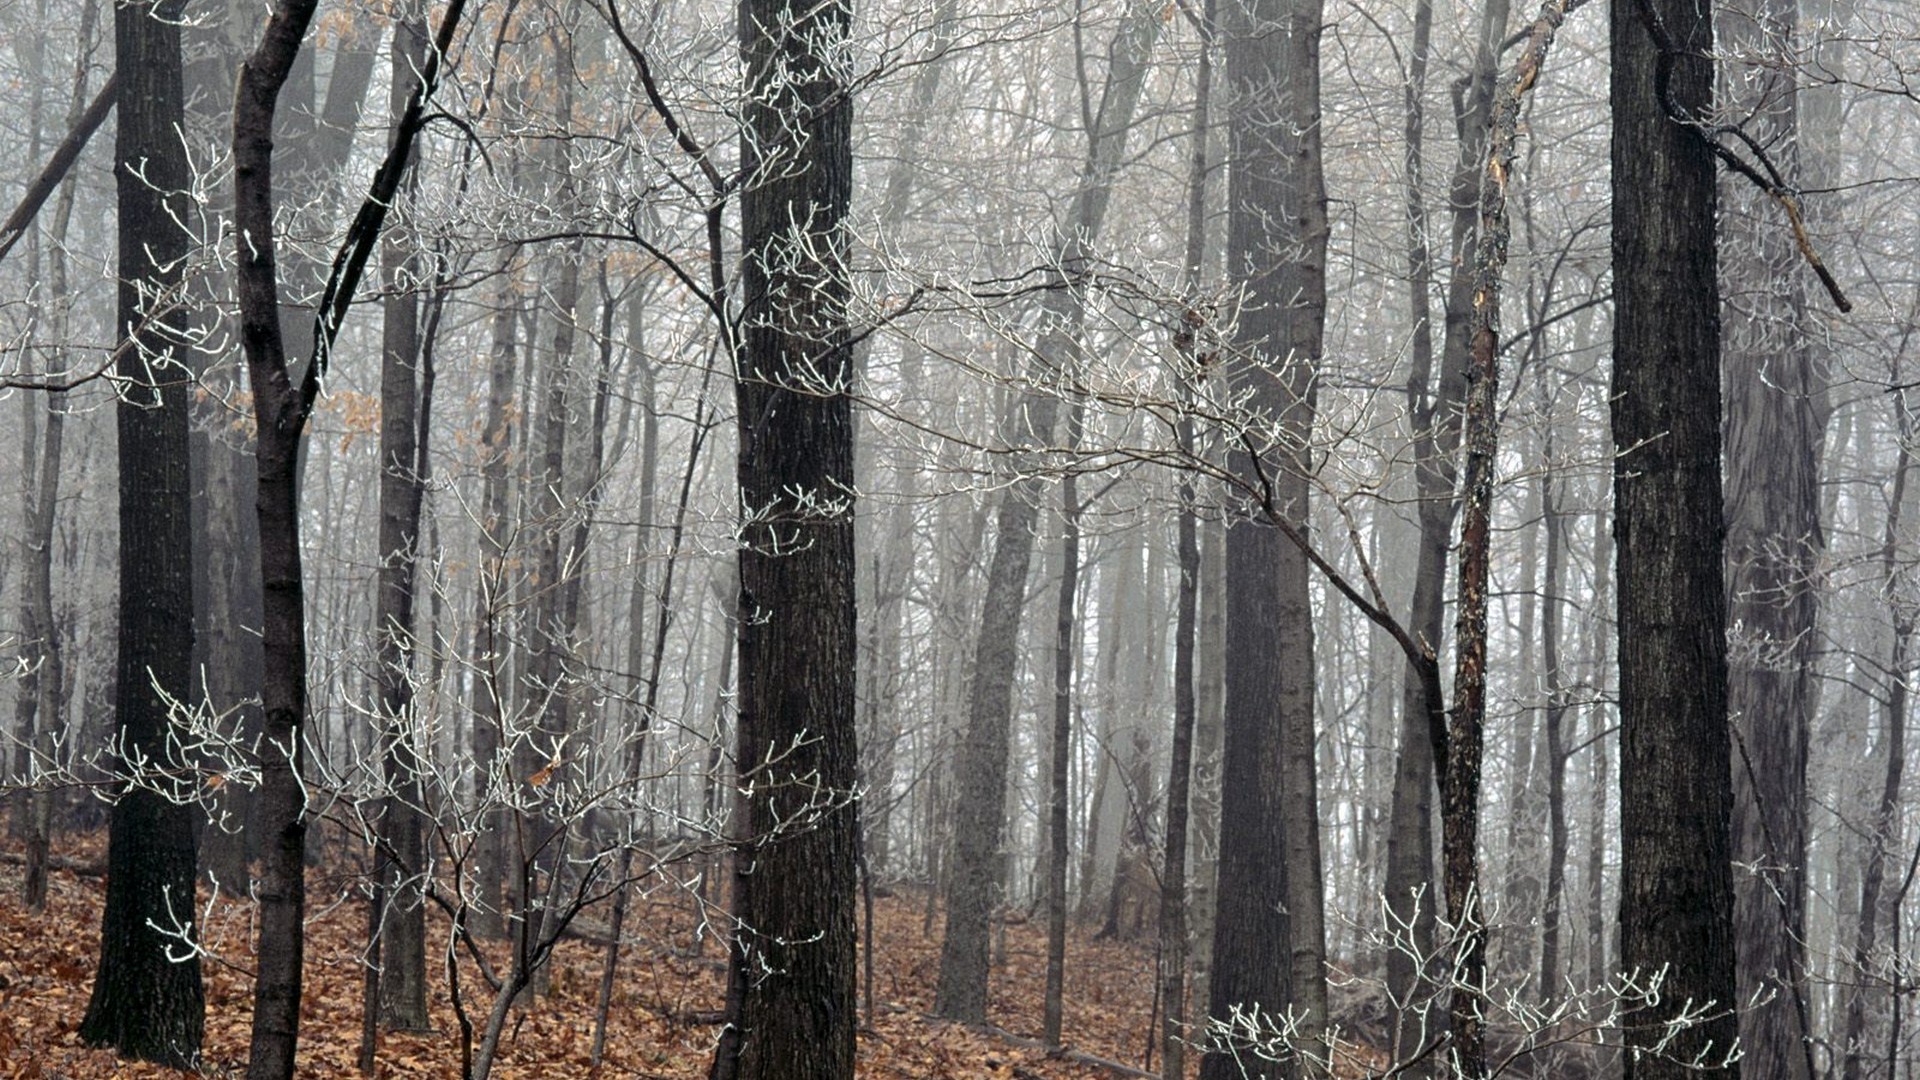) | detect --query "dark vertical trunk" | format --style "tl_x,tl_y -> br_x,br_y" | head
233,2 -> 324,1071
1381,0 -> 1494,1058
1162,431 -> 1201,1079
370,7 -> 433,1033
1160,7 -> 1213,1070
1204,0 -> 1329,1072
233,0 -> 461,1070
77,0 -> 205,1064
1043,408 -> 1082,1048
1535,469 -> 1570,1016
708,0 -> 857,1073
933,0 -> 1161,1024
1718,1 -> 1819,1075
1582,501 -> 1615,999
1612,0 -> 1739,1075
1439,5 -> 1580,1073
